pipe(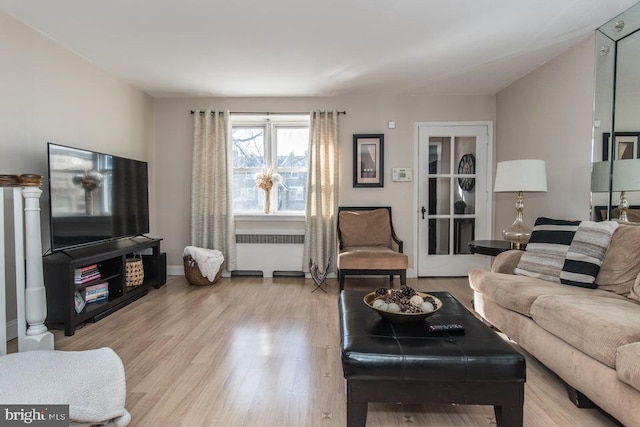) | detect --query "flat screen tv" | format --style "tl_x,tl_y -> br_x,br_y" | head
47,143 -> 150,251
